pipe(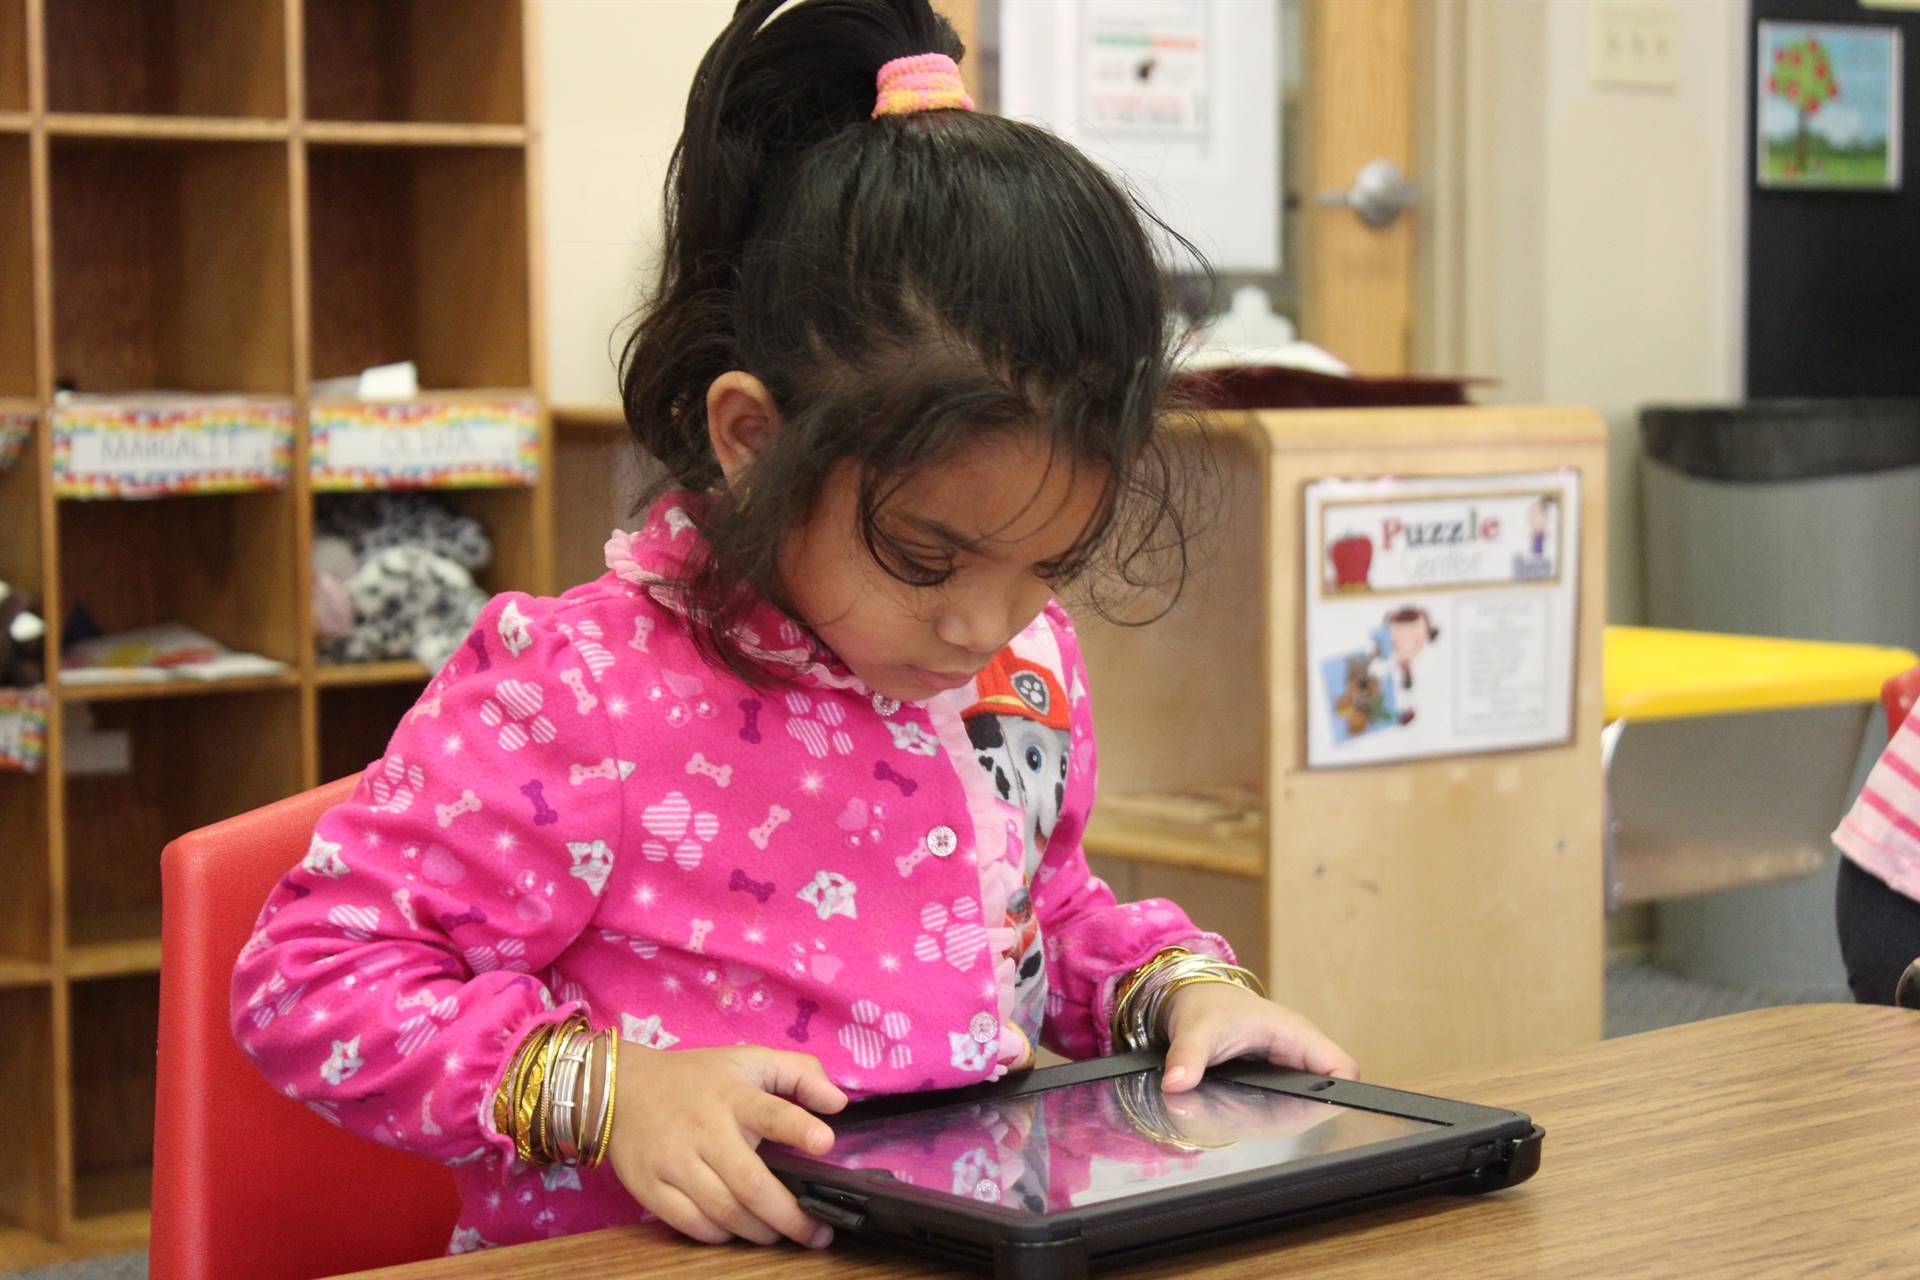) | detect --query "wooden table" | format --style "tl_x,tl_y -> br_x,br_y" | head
333,1005 -> 1920,1279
